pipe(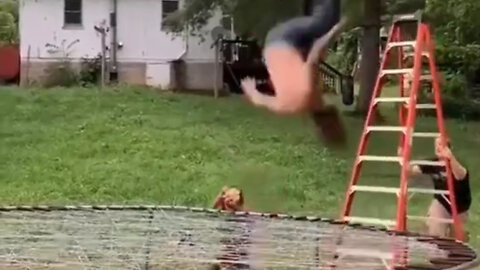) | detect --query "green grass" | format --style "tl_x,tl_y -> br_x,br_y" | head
0,86 -> 479,252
